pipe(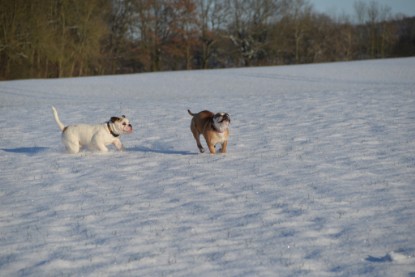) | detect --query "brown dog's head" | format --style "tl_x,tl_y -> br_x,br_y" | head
212,112 -> 230,132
